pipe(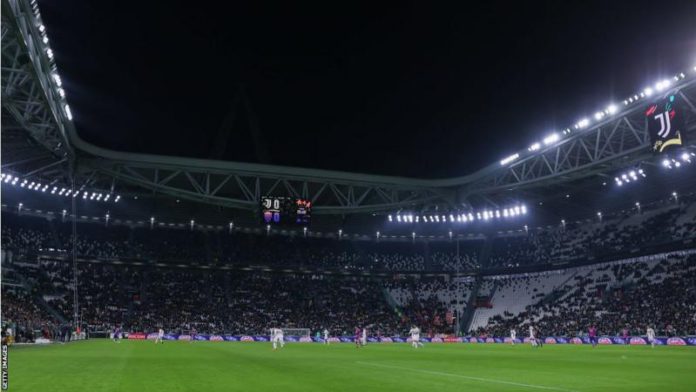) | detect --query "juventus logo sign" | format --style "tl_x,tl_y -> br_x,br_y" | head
654,111 -> 671,138
646,95 -> 683,153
